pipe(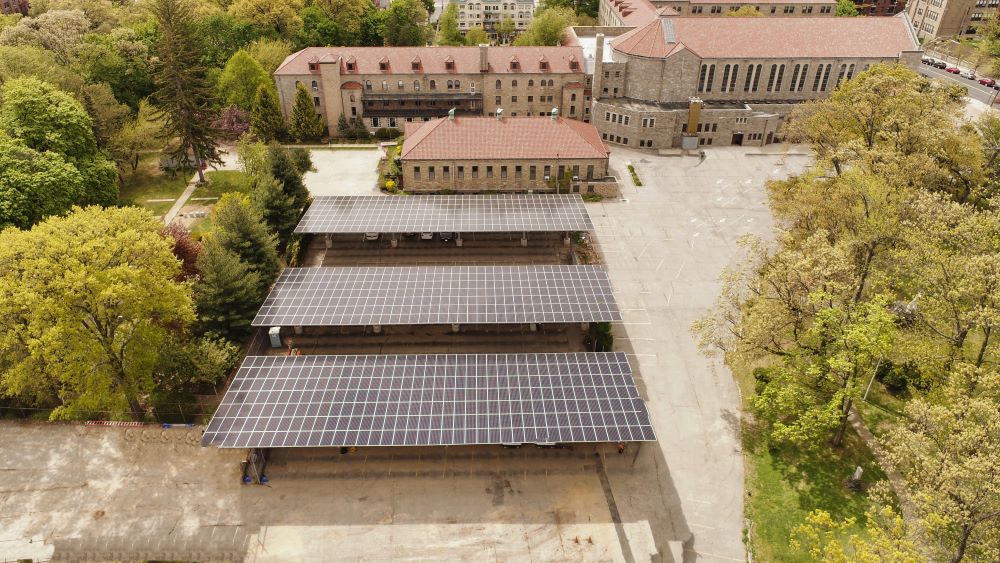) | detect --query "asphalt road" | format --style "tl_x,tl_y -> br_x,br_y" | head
918,64 -> 999,105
